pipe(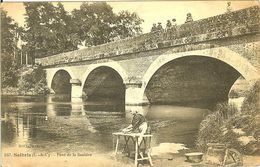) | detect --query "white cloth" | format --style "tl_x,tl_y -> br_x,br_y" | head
138,122 -> 148,145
